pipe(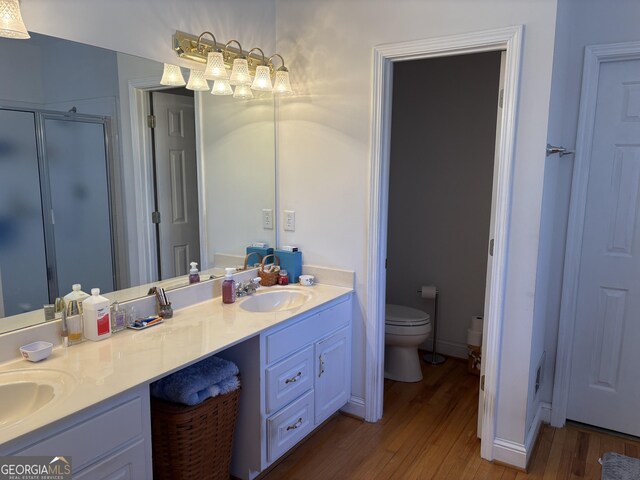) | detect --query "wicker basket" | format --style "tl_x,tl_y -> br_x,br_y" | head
151,387 -> 241,480
243,251 -> 263,270
257,254 -> 280,286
